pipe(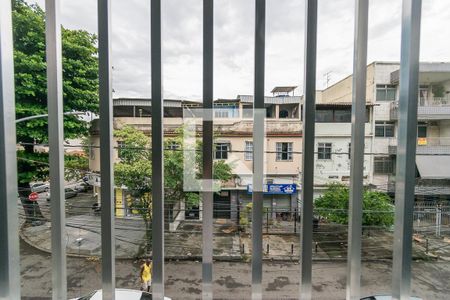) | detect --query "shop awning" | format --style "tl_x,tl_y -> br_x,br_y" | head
416,155 -> 450,179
